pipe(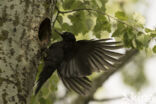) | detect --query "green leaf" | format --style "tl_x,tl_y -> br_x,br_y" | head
93,15 -> 111,38
100,0 -> 108,10
115,11 -> 128,20
112,23 -> 125,37
151,33 -> 156,37
57,15 -> 63,24
62,0 -> 85,10
86,18 -> 94,31
123,32 -> 132,48
135,39 -> 143,49
41,82 -> 50,96
84,0 -> 100,9
49,72 -> 59,92
95,0 -> 102,8
112,29 -> 120,37
30,96 -> 38,104
136,35 -> 150,48
54,21 -> 62,30
62,23 -> 71,31
62,0 -> 74,9
153,45 -> 156,53
123,27 -> 136,48
144,28 -> 156,38
145,28 -> 153,32
39,97 -> 46,104
68,11 -> 93,34
45,95 -> 55,104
